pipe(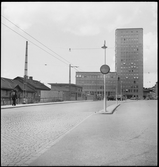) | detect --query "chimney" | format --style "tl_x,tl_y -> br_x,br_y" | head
29,76 -> 33,80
